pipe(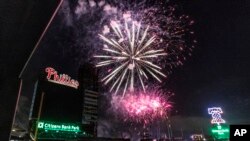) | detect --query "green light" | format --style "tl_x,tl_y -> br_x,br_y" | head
37,121 -> 81,132
211,125 -> 229,139
212,129 -> 229,133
